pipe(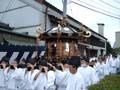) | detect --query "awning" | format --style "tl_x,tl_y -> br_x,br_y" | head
0,43 -> 45,62
0,52 -> 7,61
